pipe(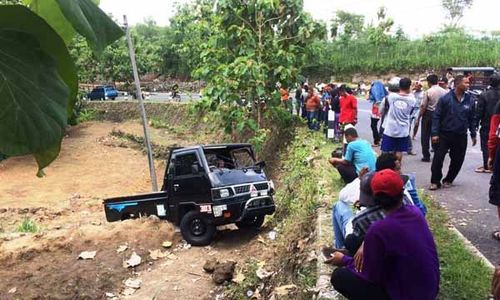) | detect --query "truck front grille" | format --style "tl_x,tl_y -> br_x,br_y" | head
234,185 -> 250,194
254,183 -> 269,190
